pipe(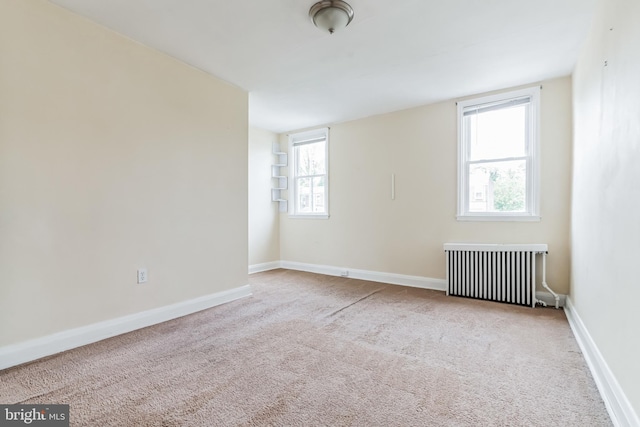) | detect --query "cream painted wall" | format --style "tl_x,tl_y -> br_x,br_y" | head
572,0 -> 640,416
280,77 -> 573,294
0,0 -> 248,346
248,128 -> 280,266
